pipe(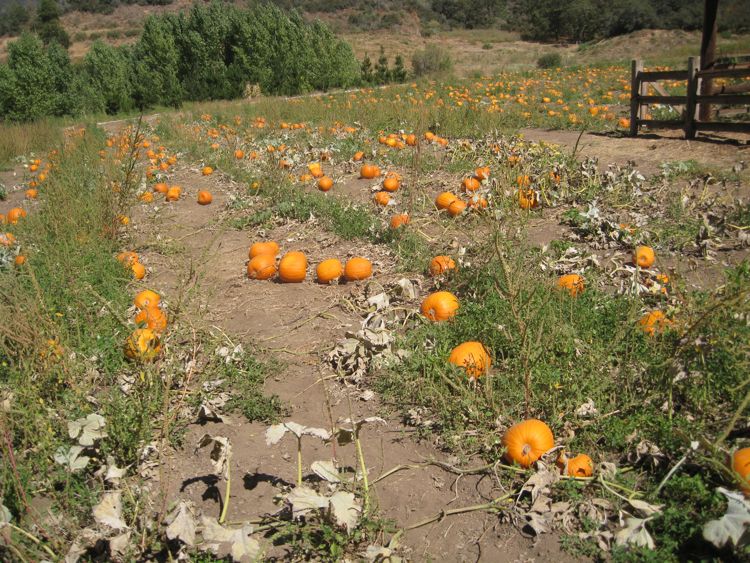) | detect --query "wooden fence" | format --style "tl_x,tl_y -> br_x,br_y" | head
629,56 -> 750,138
